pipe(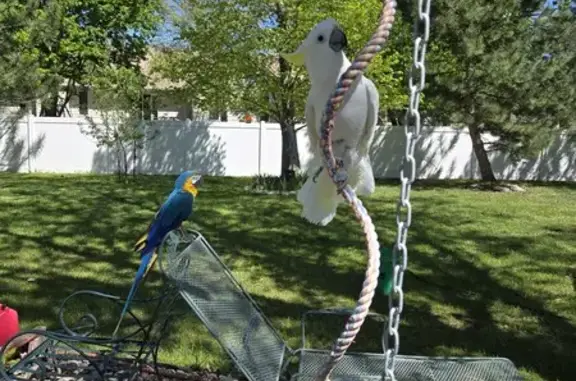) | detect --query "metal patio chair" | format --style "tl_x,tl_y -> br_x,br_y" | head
157,229 -> 523,381
1,279 -> 181,381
